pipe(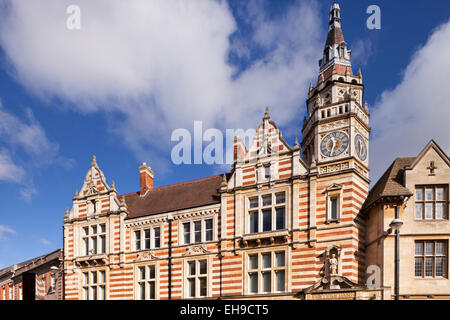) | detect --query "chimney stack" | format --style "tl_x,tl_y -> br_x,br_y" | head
139,162 -> 154,195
